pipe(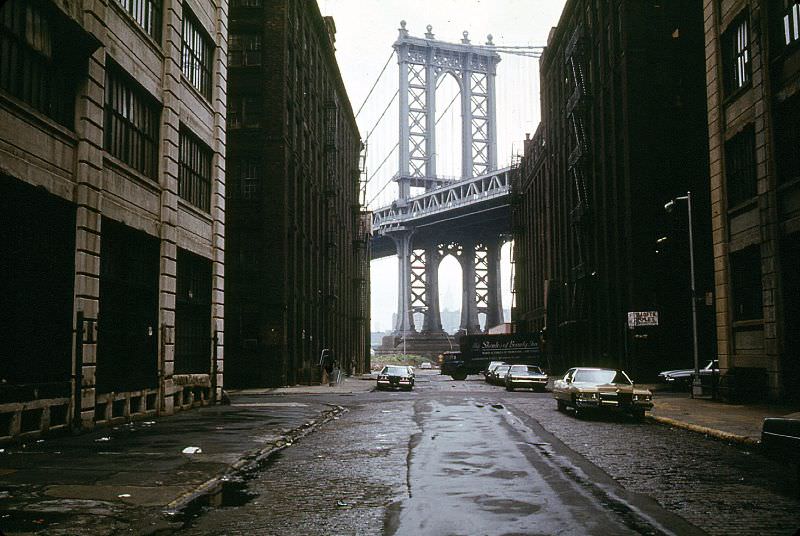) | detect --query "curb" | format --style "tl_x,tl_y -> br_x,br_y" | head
163,404 -> 347,514
647,414 -> 760,447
